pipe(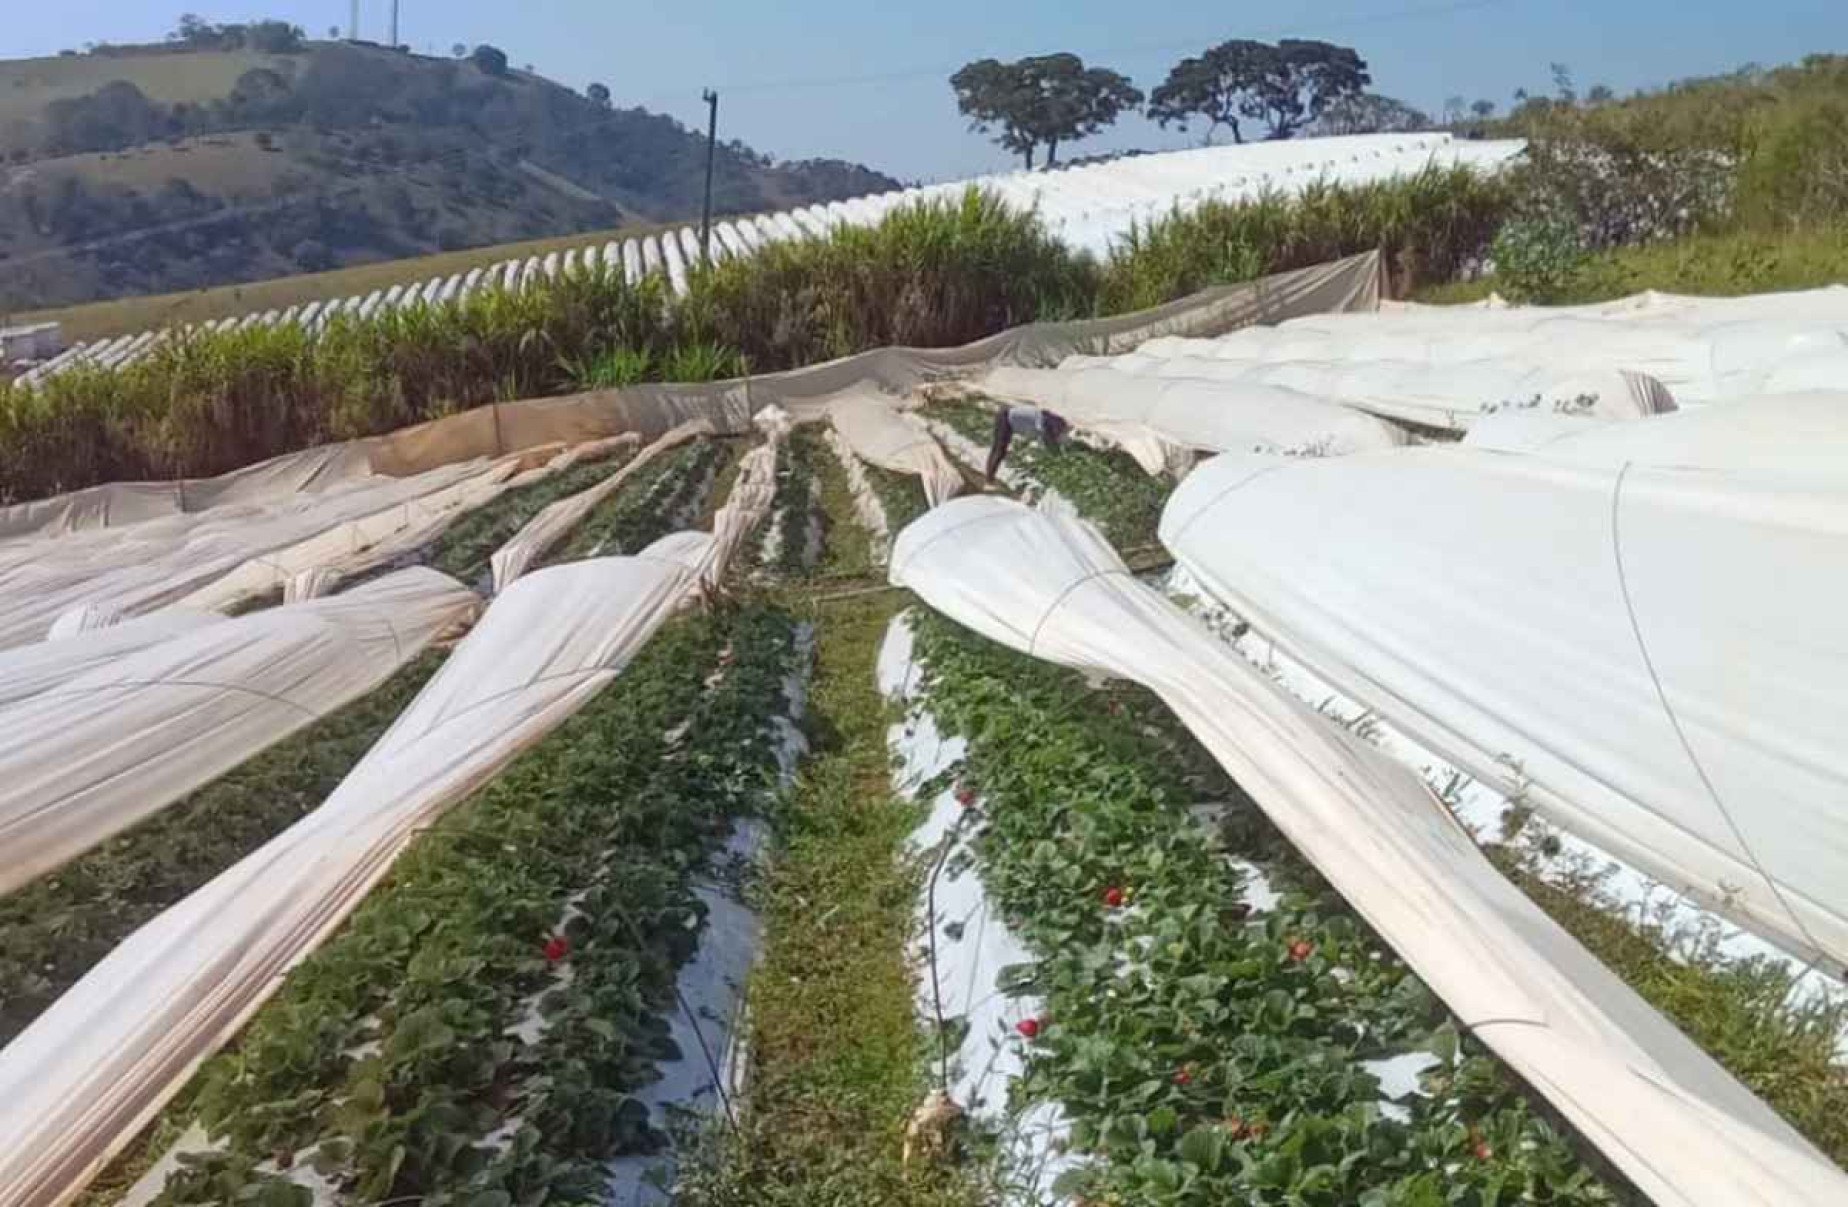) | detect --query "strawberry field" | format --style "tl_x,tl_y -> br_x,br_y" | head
905,610 -> 1627,1204
927,399 -> 1169,552
6,375 -> 1844,1207
429,449 -> 638,586
554,439 -> 727,563
127,605 -> 800,1206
